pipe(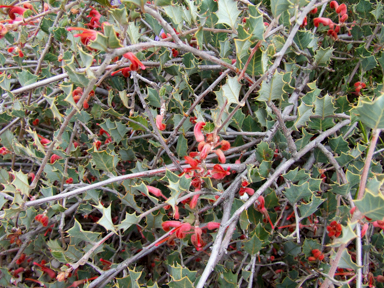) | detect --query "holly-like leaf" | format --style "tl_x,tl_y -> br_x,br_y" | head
314,94 -> 335,118
244,233 -> 263,255
215,0 -> 241,29
314,47 -> 334,67
176,134 -> 188,158
354,191 -> 384,221
221,76 -> 242,107
298,195 -> 325,219
11,170 -> 30,196
294,102 -> 313,129
17,70 -> 38,87
117,268 -> 142,288
168,276 -> 195,288
91,150 -> 117,173
257,71 -> 286,102
331,247 -> 363,270
168,263 -> 197,282
100,119 -> 128,144
284,182 -> 312,204
255,141 -> 274,162
352,95 -> 384,129
67,219 -> 101,243
270,0 -> 292,17
94,202 -> 117,233
127,22 -> 141,44
118,212 -> 140,232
